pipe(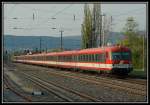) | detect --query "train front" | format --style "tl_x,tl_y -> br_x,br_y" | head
110,46 -> 133,75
